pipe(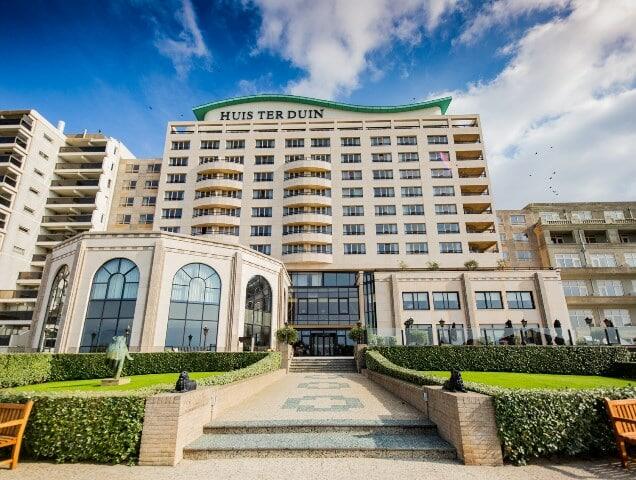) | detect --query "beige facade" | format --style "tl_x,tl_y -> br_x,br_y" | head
498,202 -> 636,329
